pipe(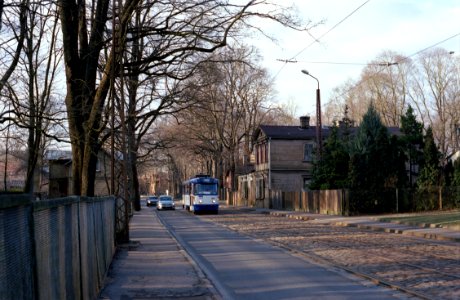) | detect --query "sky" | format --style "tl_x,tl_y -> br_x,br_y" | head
250,0 -> 460,119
